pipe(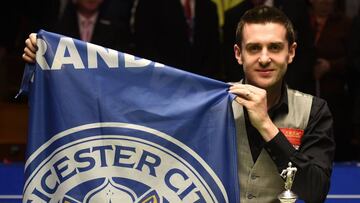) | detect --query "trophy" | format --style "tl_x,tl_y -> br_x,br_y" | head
278,162 -> 298,203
